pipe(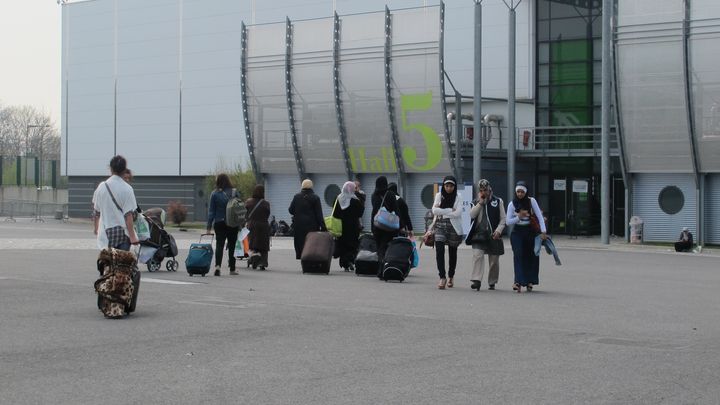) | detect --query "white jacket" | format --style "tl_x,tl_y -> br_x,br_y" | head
431,192 -> 464,235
